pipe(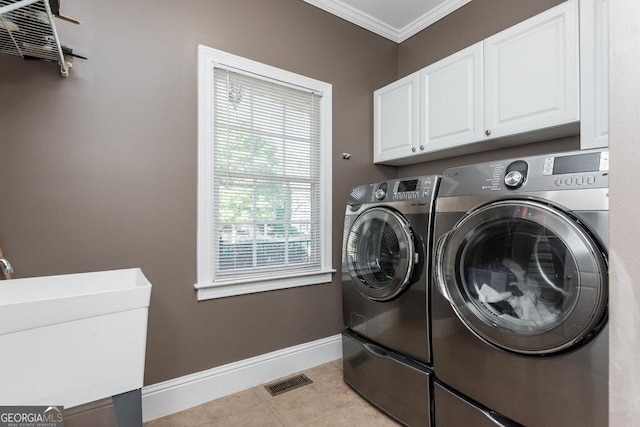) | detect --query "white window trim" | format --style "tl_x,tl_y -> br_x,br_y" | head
195,45 -> 334,301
